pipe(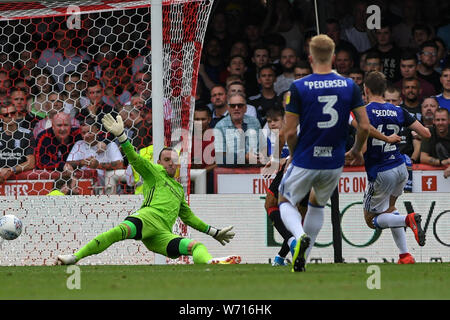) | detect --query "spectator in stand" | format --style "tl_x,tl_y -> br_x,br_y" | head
229,40 -> 250,64
100,64 -> 126,111
433,37 -> 448,74
364,51 -> 383,75
384,85 -> 403,106
33,93 -> 79,139
10,87 -> 39,131
299,30 -> 317,62
0,105 -> 35,184
342,0 -> 373,53
198,36 -> 226,93
74,79 -> 117,132
436,66 -> 450,111
334,47 -> 354,77
0,70 -> 11,107
118,104 -> 142,149
264,106 -> 289,161
248,64 -> 282,126
46,177 -> 80,196
61,71 -> 90,118
417,41 -> 443,93
349,68 -> 365,87
37,28 -> 91,91
273,47 -> 297,96
421,96 -> 439,127
394,51 -> 436,101
294,61 -> 312,80
226,81 -> 258,118
261,0 -> 304,56
370,21 -> 402,83
411,24 -> 433,50
28,69 -> 57,121
35,112 -> 87,177
67,117 -> 125,195
400,77 -> 423,120
214,92 -> 266,167
192,105 -> 215,169
397,78 -> 424,164
392,0 -> 420,49
219,55 -> 248,86
262,33 -> 286,72
129,95 -> 152,151
420,108 -> 450,167
243,18 -> 264,53
191,105 -> 215,193
325,18 -> 358,64
206,11 -> 232,56
208,85 -> 228,128
246,45 -> 271,98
